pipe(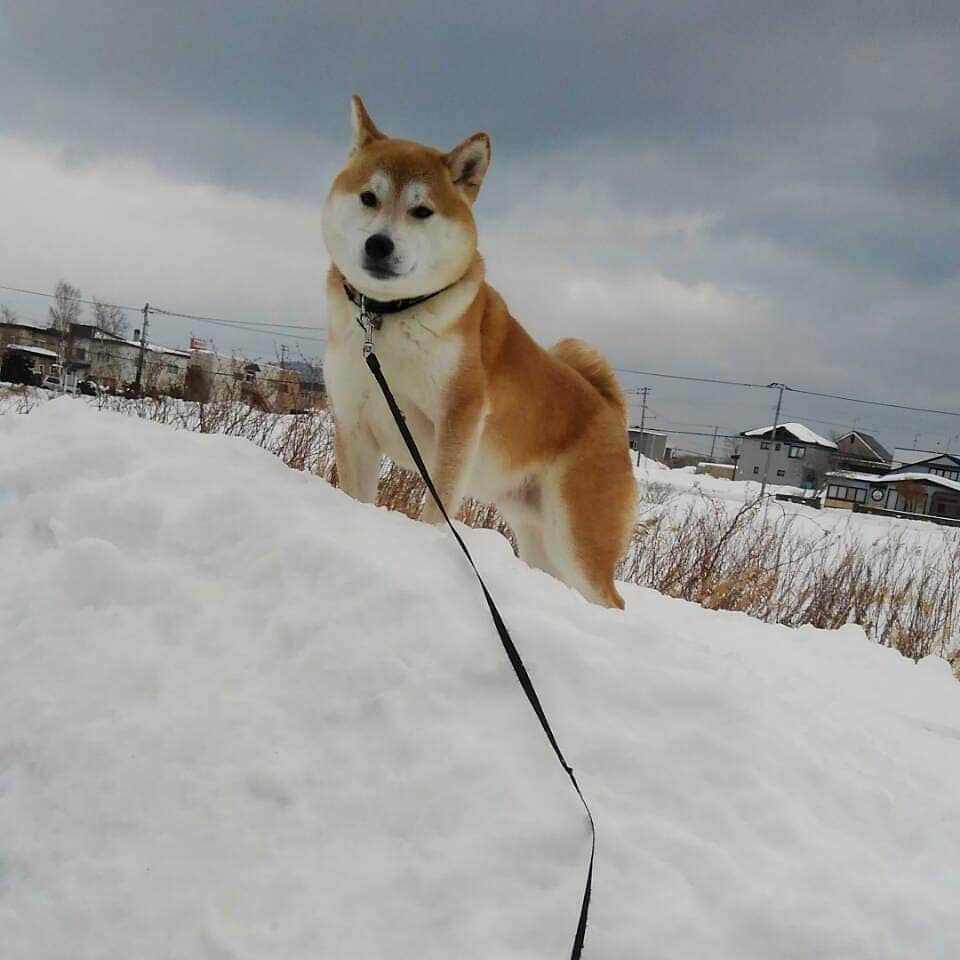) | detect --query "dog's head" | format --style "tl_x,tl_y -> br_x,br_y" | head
323,95 -> 490,299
